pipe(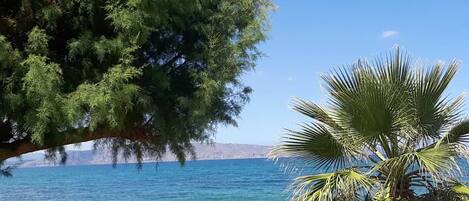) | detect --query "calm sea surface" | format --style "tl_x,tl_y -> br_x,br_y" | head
0,158 -> 291,201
